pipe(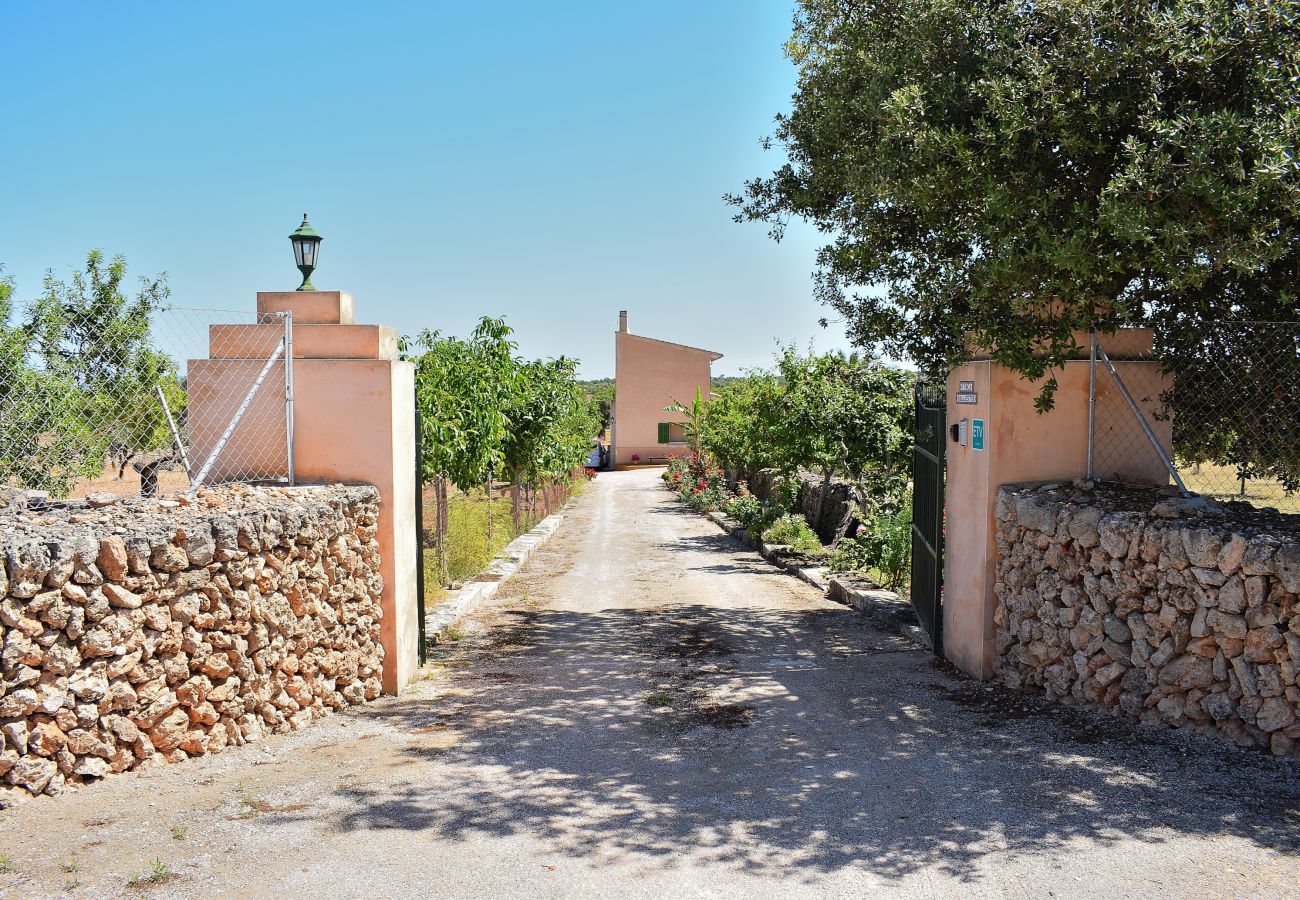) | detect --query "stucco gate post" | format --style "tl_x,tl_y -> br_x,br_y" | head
186,291 -> 419,695
941,329 -> 1171,680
